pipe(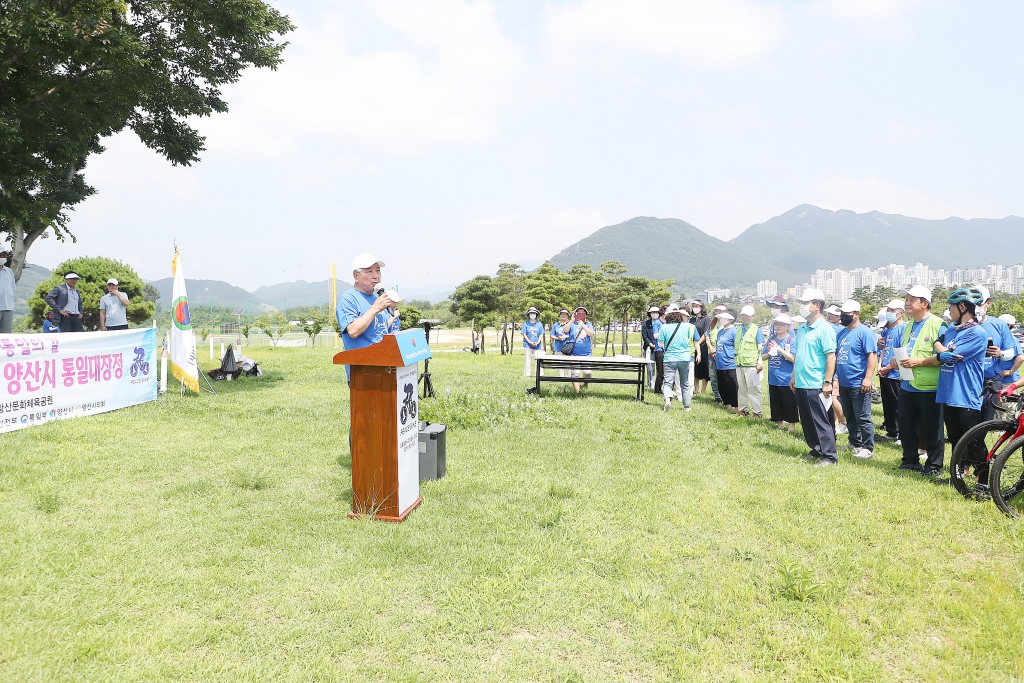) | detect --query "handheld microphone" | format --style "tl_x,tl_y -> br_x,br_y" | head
374,284 -> 386,298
